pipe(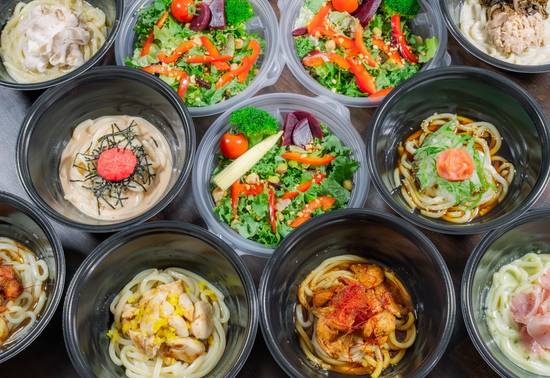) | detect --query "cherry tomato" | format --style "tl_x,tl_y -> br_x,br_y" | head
331,0 -> 359,13
220,133 -> 248,159
171,0 -> 195,23
436,148 -> 474,182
